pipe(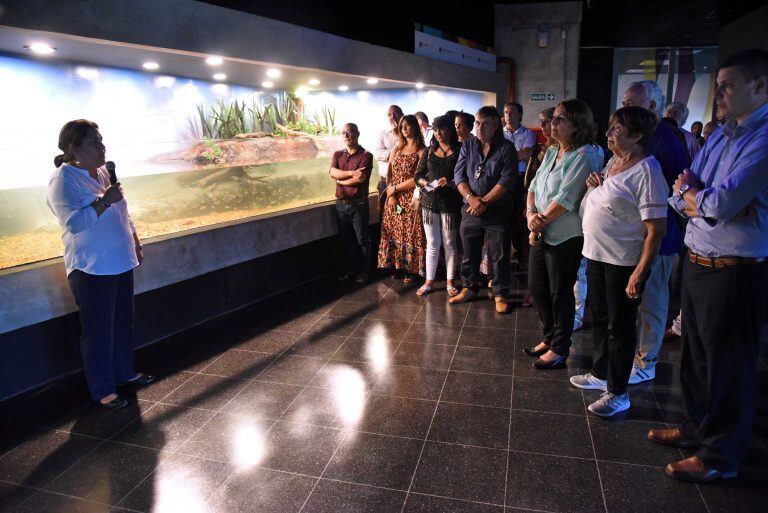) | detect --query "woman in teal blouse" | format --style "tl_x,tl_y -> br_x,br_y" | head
523,99 -> 600,370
